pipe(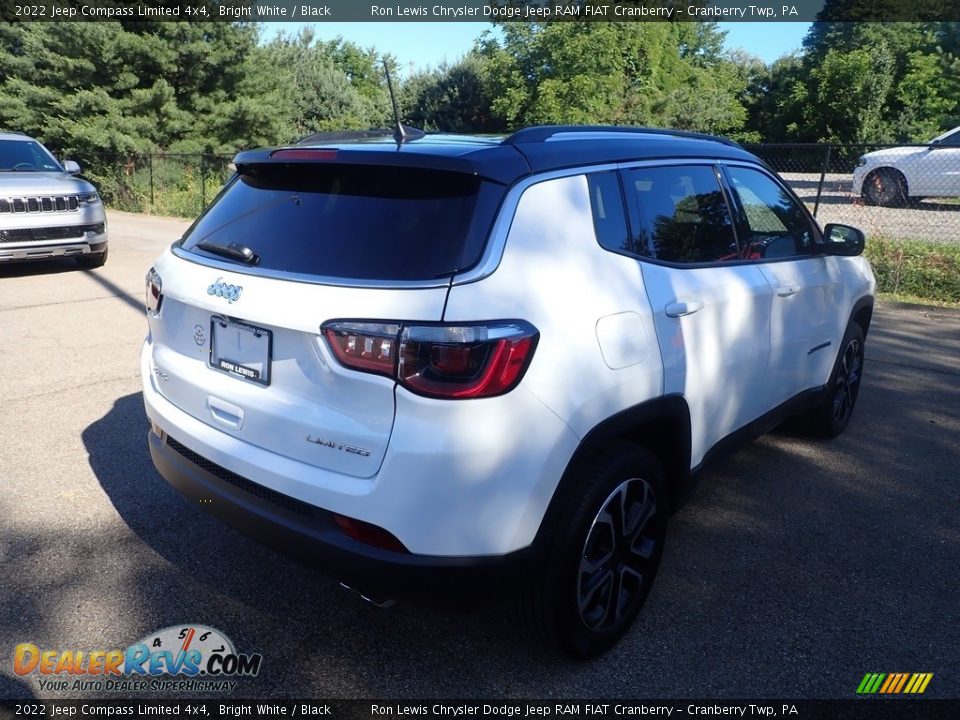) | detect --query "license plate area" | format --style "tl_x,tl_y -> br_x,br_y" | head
209,315 -> 272,386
